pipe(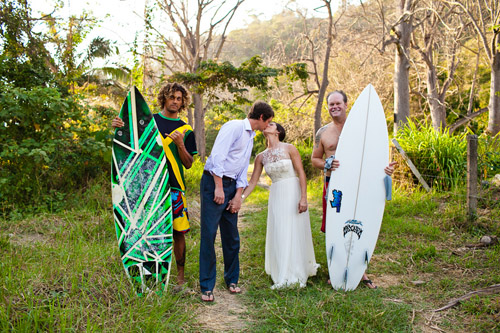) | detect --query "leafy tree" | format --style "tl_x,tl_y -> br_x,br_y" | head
144,0 -> 246,159
169,56 -> 307,105
42,10 -> 116,93
447,0 -> 500,135
0,0 -> 56,89
0,0 -> 113,211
